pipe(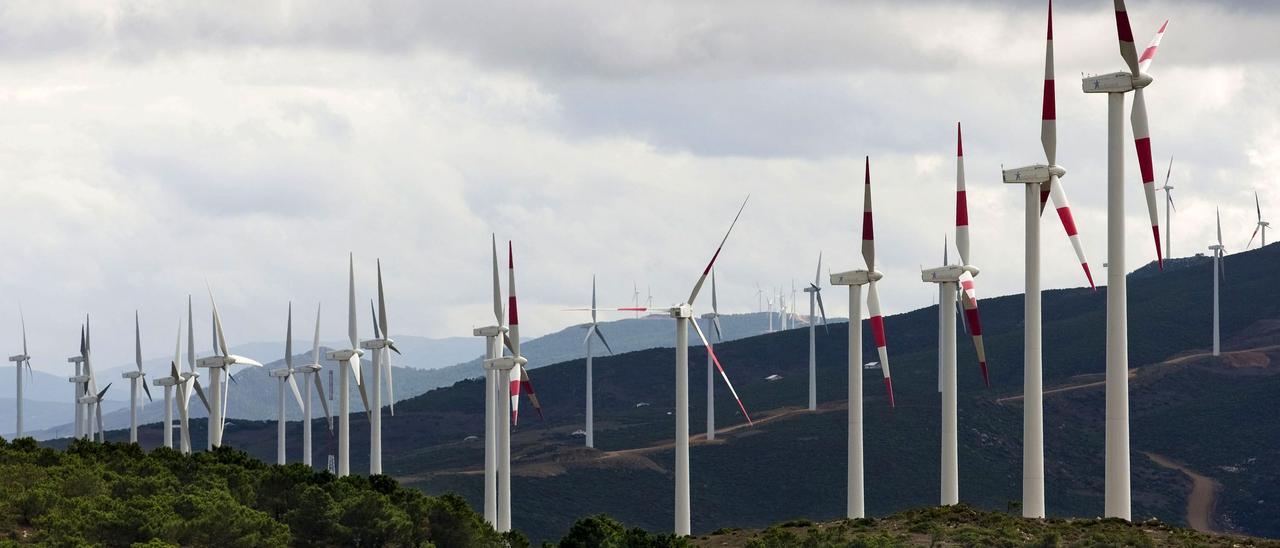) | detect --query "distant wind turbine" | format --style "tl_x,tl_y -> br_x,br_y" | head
269,303 -> 305,465
297,304 -> 333,467
324,255 -> 369,476
1159,157 -> 1175,257
1210,208 -> 1226,356
1247,192 -> 1269,249
8,310 -> 32,438
197,288 -> 265,449
803,253 -> 828,411
474,235 -> 507,527
701,270 -> 723,439
123,312 -> 154,444
360,259 -> 401,475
